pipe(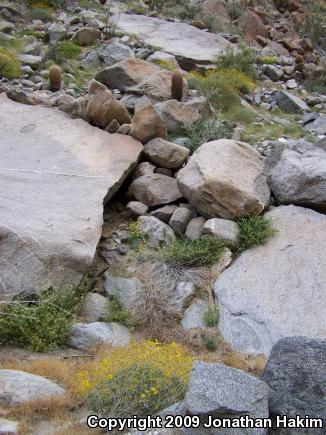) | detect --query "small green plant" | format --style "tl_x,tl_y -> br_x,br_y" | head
203,336 -> 217,351
224,106 -> 257,124
151,59 -> 176,71
85,363 -> 186,416
236,214 -> 276,254
106,296 -> 131,327
204,306 -> 219,327
258,56 -> 277,65
186,117 -> 233,153
214,45 -> 257,79
171,70 -> 184,102
162,236 -> 225,267
0,48 -> 21,79
57,41 -> 82,60
127,221 -> 146,251
0,283 -> 88,352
